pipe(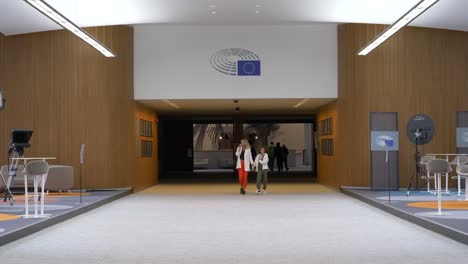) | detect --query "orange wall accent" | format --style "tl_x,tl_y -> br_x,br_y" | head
135,104 -> 159,192
317,101 -> 338,188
